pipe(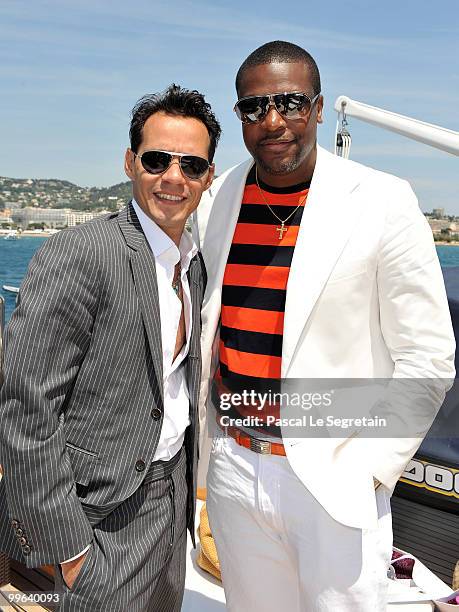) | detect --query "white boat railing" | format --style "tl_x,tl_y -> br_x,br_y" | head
334,95 -> 459,156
